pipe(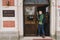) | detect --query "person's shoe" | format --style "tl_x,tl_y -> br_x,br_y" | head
42,35 -> 45,38
38,34 -> 40,36
38,35 -> 40,36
